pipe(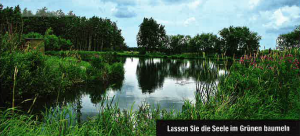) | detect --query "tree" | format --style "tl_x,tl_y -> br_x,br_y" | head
36,7 -> 48,16
137,17 -> 167,52
219,26 -> 261,56
22,8 -> 33,16
167,35 -> 191,54
277,25 -> 300,50
190,33 -> 219,54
